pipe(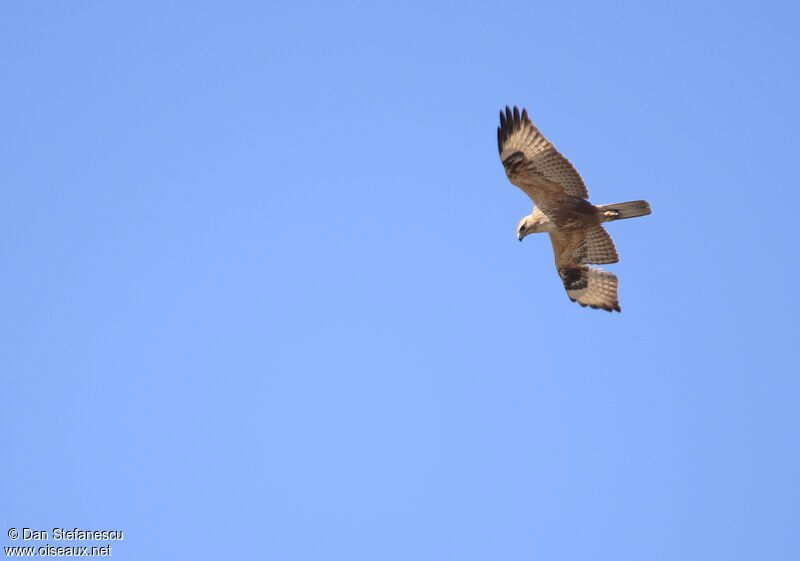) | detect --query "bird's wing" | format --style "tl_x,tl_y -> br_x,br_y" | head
557,265 -> 621,312
548,229 -> 621,312
573,225 -> 619,265
497,106 -> 589,210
